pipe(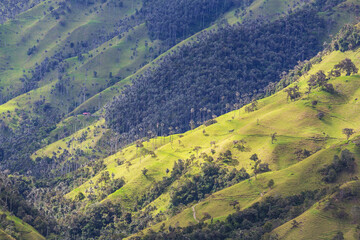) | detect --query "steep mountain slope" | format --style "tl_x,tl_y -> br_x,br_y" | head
0,0 -> 247,175
0,211 -> 45,240
1,0 -> 360,239
273,181 -> 360,239
30,42 -> 360,238
121,47 -> 360,239
0,0 -> 46,24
